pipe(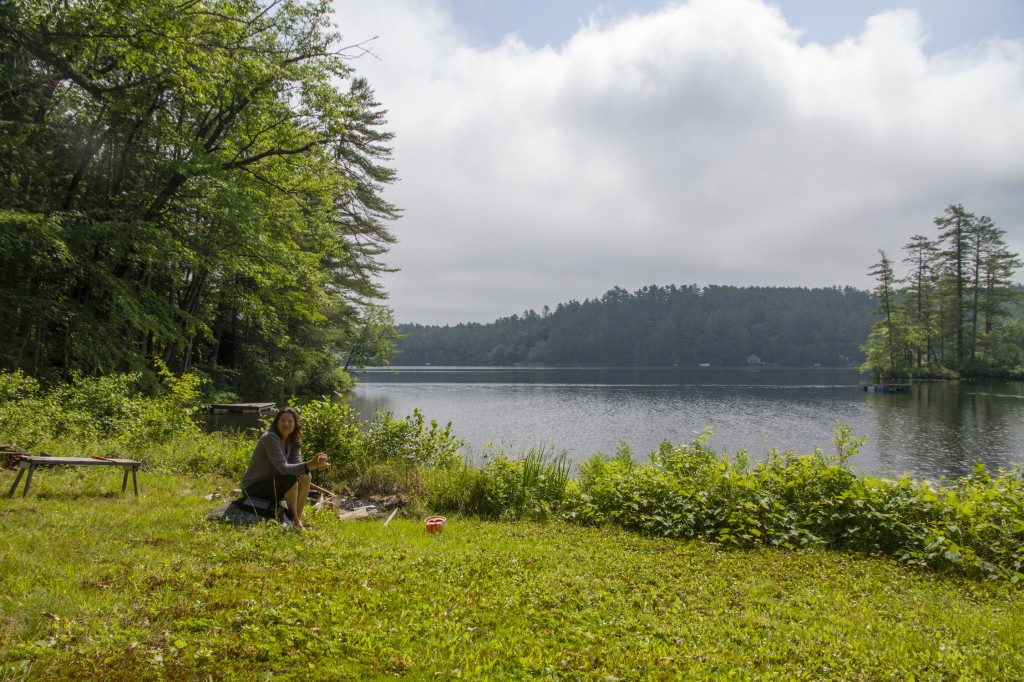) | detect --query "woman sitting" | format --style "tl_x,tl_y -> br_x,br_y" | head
239,406 -> 329,530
